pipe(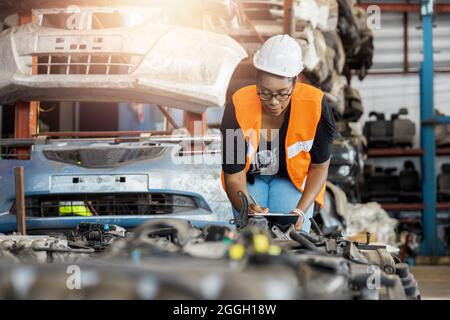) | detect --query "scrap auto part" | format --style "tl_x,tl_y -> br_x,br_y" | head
391,108 -> 415,148
328,136 -> 362,202
435,109 -> 450,147
399,161 -> 422,202
0,235 -> 93,263
104,219 -> 202,258
364,166 -> 400,203
364,108 -> 415,148
363,111 -> 392,148
395,263 -> 421,299
343,85 -> 363,122
0,10 -> 248,113
71,222 -> 126,252
438,163 -> 450,201
316,182 -> 346,236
